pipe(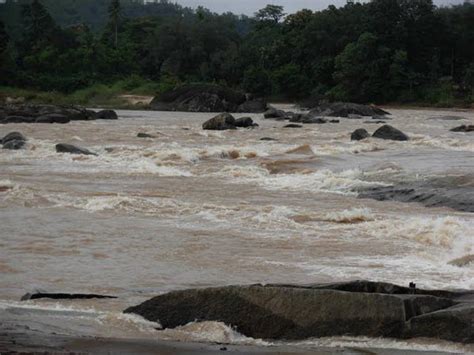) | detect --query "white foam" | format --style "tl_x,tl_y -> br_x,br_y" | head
323,208 -> 375,223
